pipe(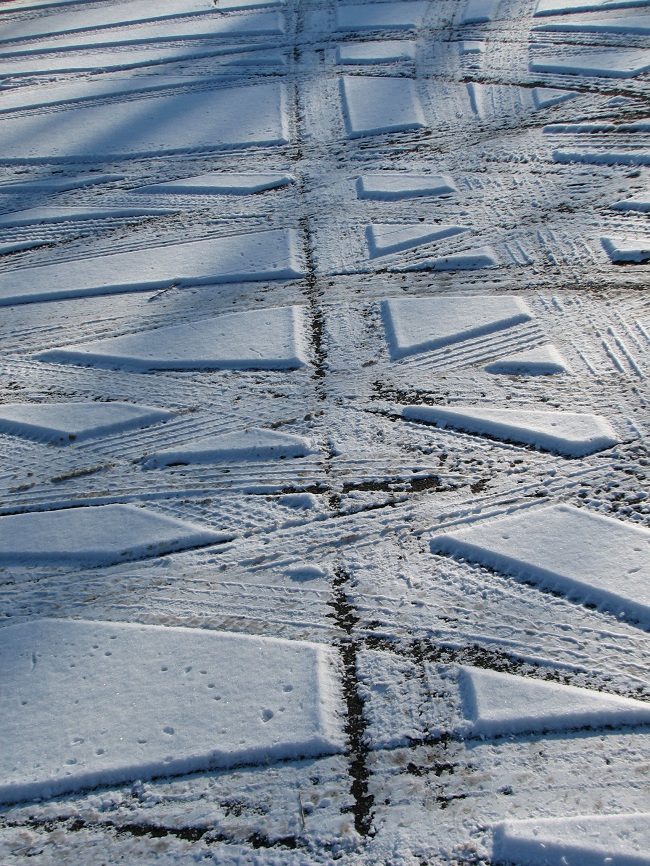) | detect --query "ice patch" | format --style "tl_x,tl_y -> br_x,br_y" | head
367,223 -> 468,258
554,149 -> 650,166
403,404 -> 618,456
530,48 -> 650,78
37,306 -> 308,372
0,402 -> 173,445
382,295 -> 533,360
460,666 -> 650,737
0,206 -> 176,228
602,235 -> 650,263
534,13 -> 650,34
142,428 -> 313,467
340,76 -> 426,137
531,87 -> 579,109
136,172 -> 294,195
461,0 -> 499,24
335,2 -> 428,31
0,82 -> 289,162
357,173 -> 457,200
535,0 -> 650,15
0,229 -> 304,306
430,504 -> 650,623
484,344 -> 570,375
0,504 -> 226,566
493,813 -> 650,866
0,619 -> 342,804
336,40 -> 416,64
